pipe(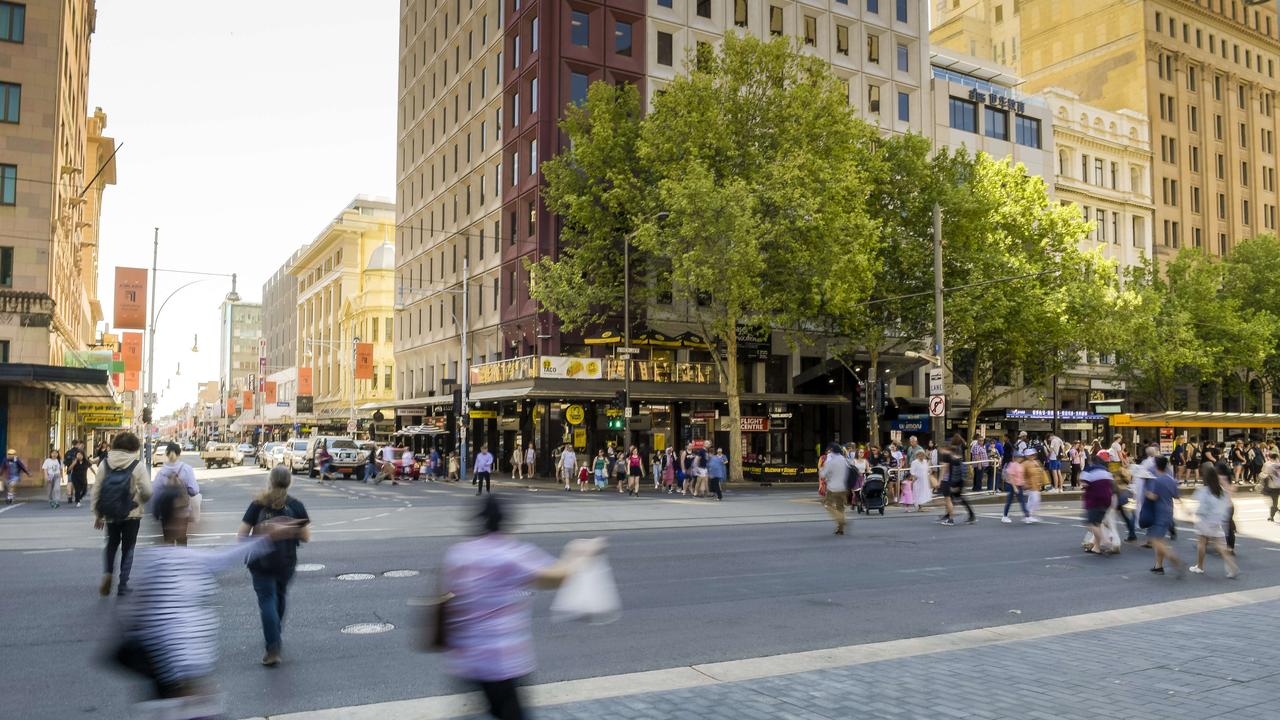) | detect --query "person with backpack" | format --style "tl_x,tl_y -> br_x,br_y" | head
92,432 -> 152,596
64,439 -> 91,507
237,465 -> 311,667
151,442 -> 201,545
937,435 -> 975,526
